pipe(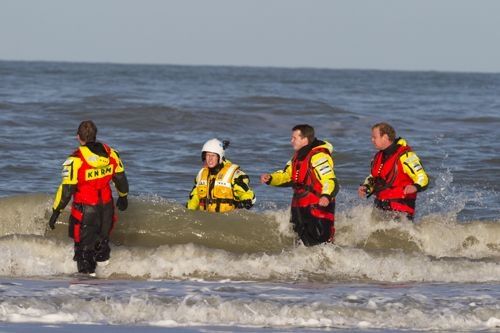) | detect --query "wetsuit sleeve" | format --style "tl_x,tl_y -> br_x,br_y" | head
268,161 -> 293,187
110,149 -> 125,173
110,149 -> 129,197
232,169 -> 256,204
52,156 -> 82,211
311,151 -> 339,198
186,179 -> 200,210
400,151 -> 429,191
